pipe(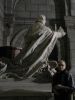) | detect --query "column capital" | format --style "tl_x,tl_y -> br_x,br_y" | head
64,16 -> 75,29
